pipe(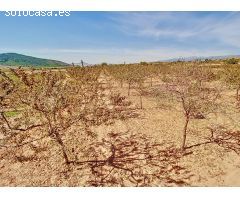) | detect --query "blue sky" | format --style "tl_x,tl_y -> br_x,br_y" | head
0,11 -> 240,64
